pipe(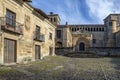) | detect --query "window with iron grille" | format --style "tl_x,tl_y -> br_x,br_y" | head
36,26 -> 40,38
6,9 -> 16,27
